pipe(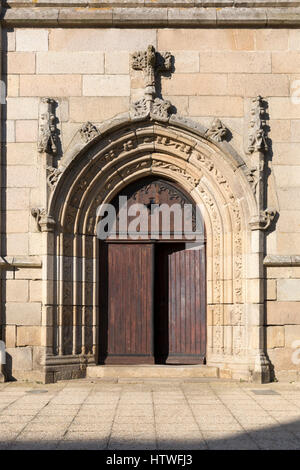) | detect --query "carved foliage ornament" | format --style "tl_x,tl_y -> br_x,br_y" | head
47,166 -> 62,190
205,118 -> 228,143
248,95 -> 268,154
38,98 -> 58,155
79,122 -> 100,144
